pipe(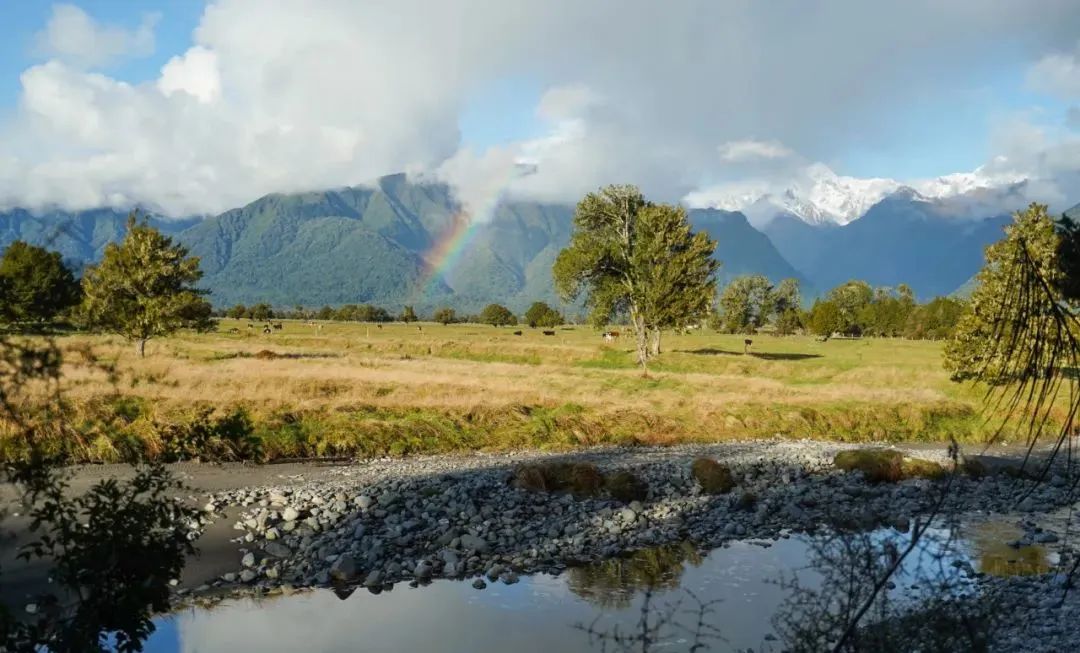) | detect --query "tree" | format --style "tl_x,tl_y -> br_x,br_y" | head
226,303 -> 248,319
824,280 -> 873,336
717,275 -> 773,334
81,213 -> 213,357
807,299 -> 842,337
524,301 -> 563,328
0,241 -> 80,323
945,203 -> 1068,381
249,302 -> 274,321
554,186 -> 718,370
480,303 -> 517,326
904,296 -> 964,340
433,307 -> 457,325
770,278 -> 802,333
399,305 -> 418,323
